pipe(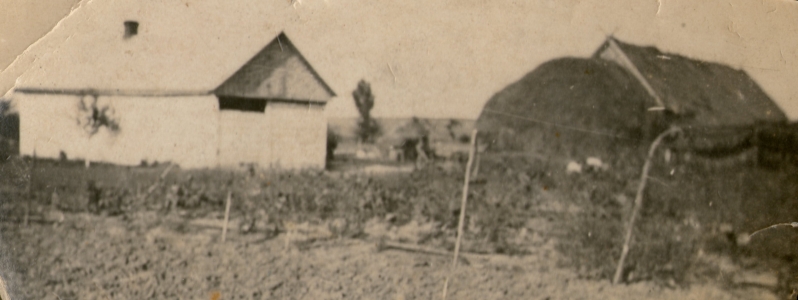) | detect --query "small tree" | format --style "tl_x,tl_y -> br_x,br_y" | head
352,80 -> 380,143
